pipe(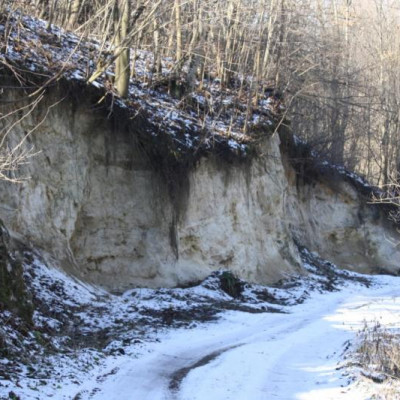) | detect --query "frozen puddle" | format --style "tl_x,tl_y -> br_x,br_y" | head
70,276 -> 400,400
